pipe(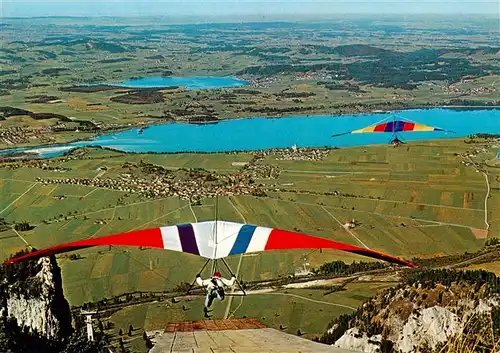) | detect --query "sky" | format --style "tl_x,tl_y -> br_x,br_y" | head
2,0 -> 498,18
